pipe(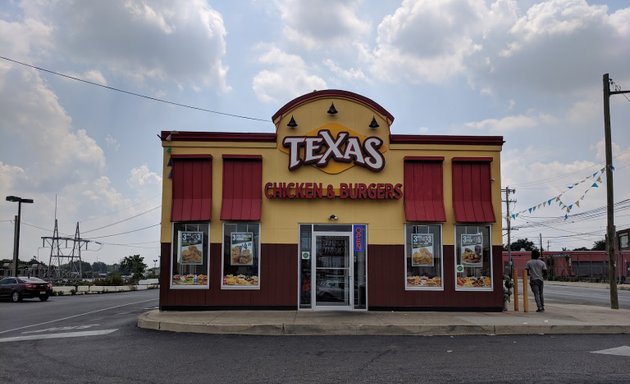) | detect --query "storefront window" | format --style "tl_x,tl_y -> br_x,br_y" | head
455,225 -> 492,290
222,222 -> 260,289
405,224 -> 443,290
170,223 -> 209,289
